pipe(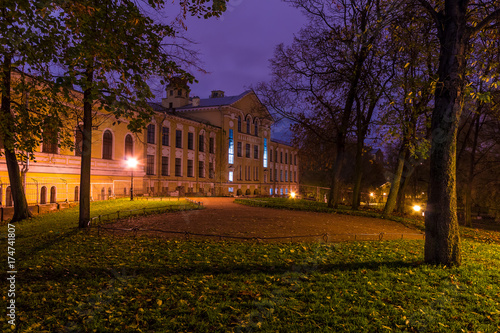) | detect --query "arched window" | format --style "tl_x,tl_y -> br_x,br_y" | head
246,117 -> 251,134
40,186 -> 47,204
50,186 -> 56,203
147,124 -> 155,144
254,120 -> 258,136
74,186 -> 79,202
125,134 -> 133,157
101,187 -> 105,200
75,127 -> 83,156
102,130 -> 113,160
108,187 -> 112,198
6,186 -> 12,207
237,116 -> 242,132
